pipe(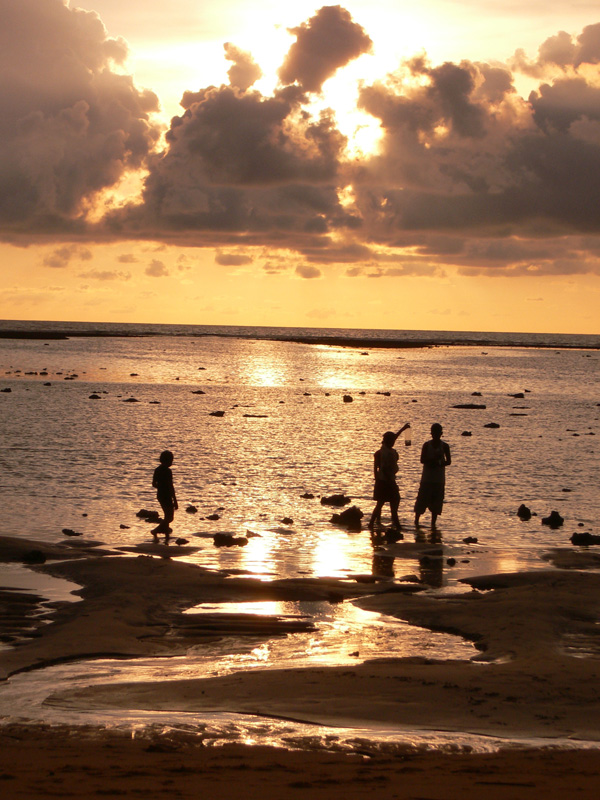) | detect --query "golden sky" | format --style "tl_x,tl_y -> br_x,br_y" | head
1,1 -> 599,333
